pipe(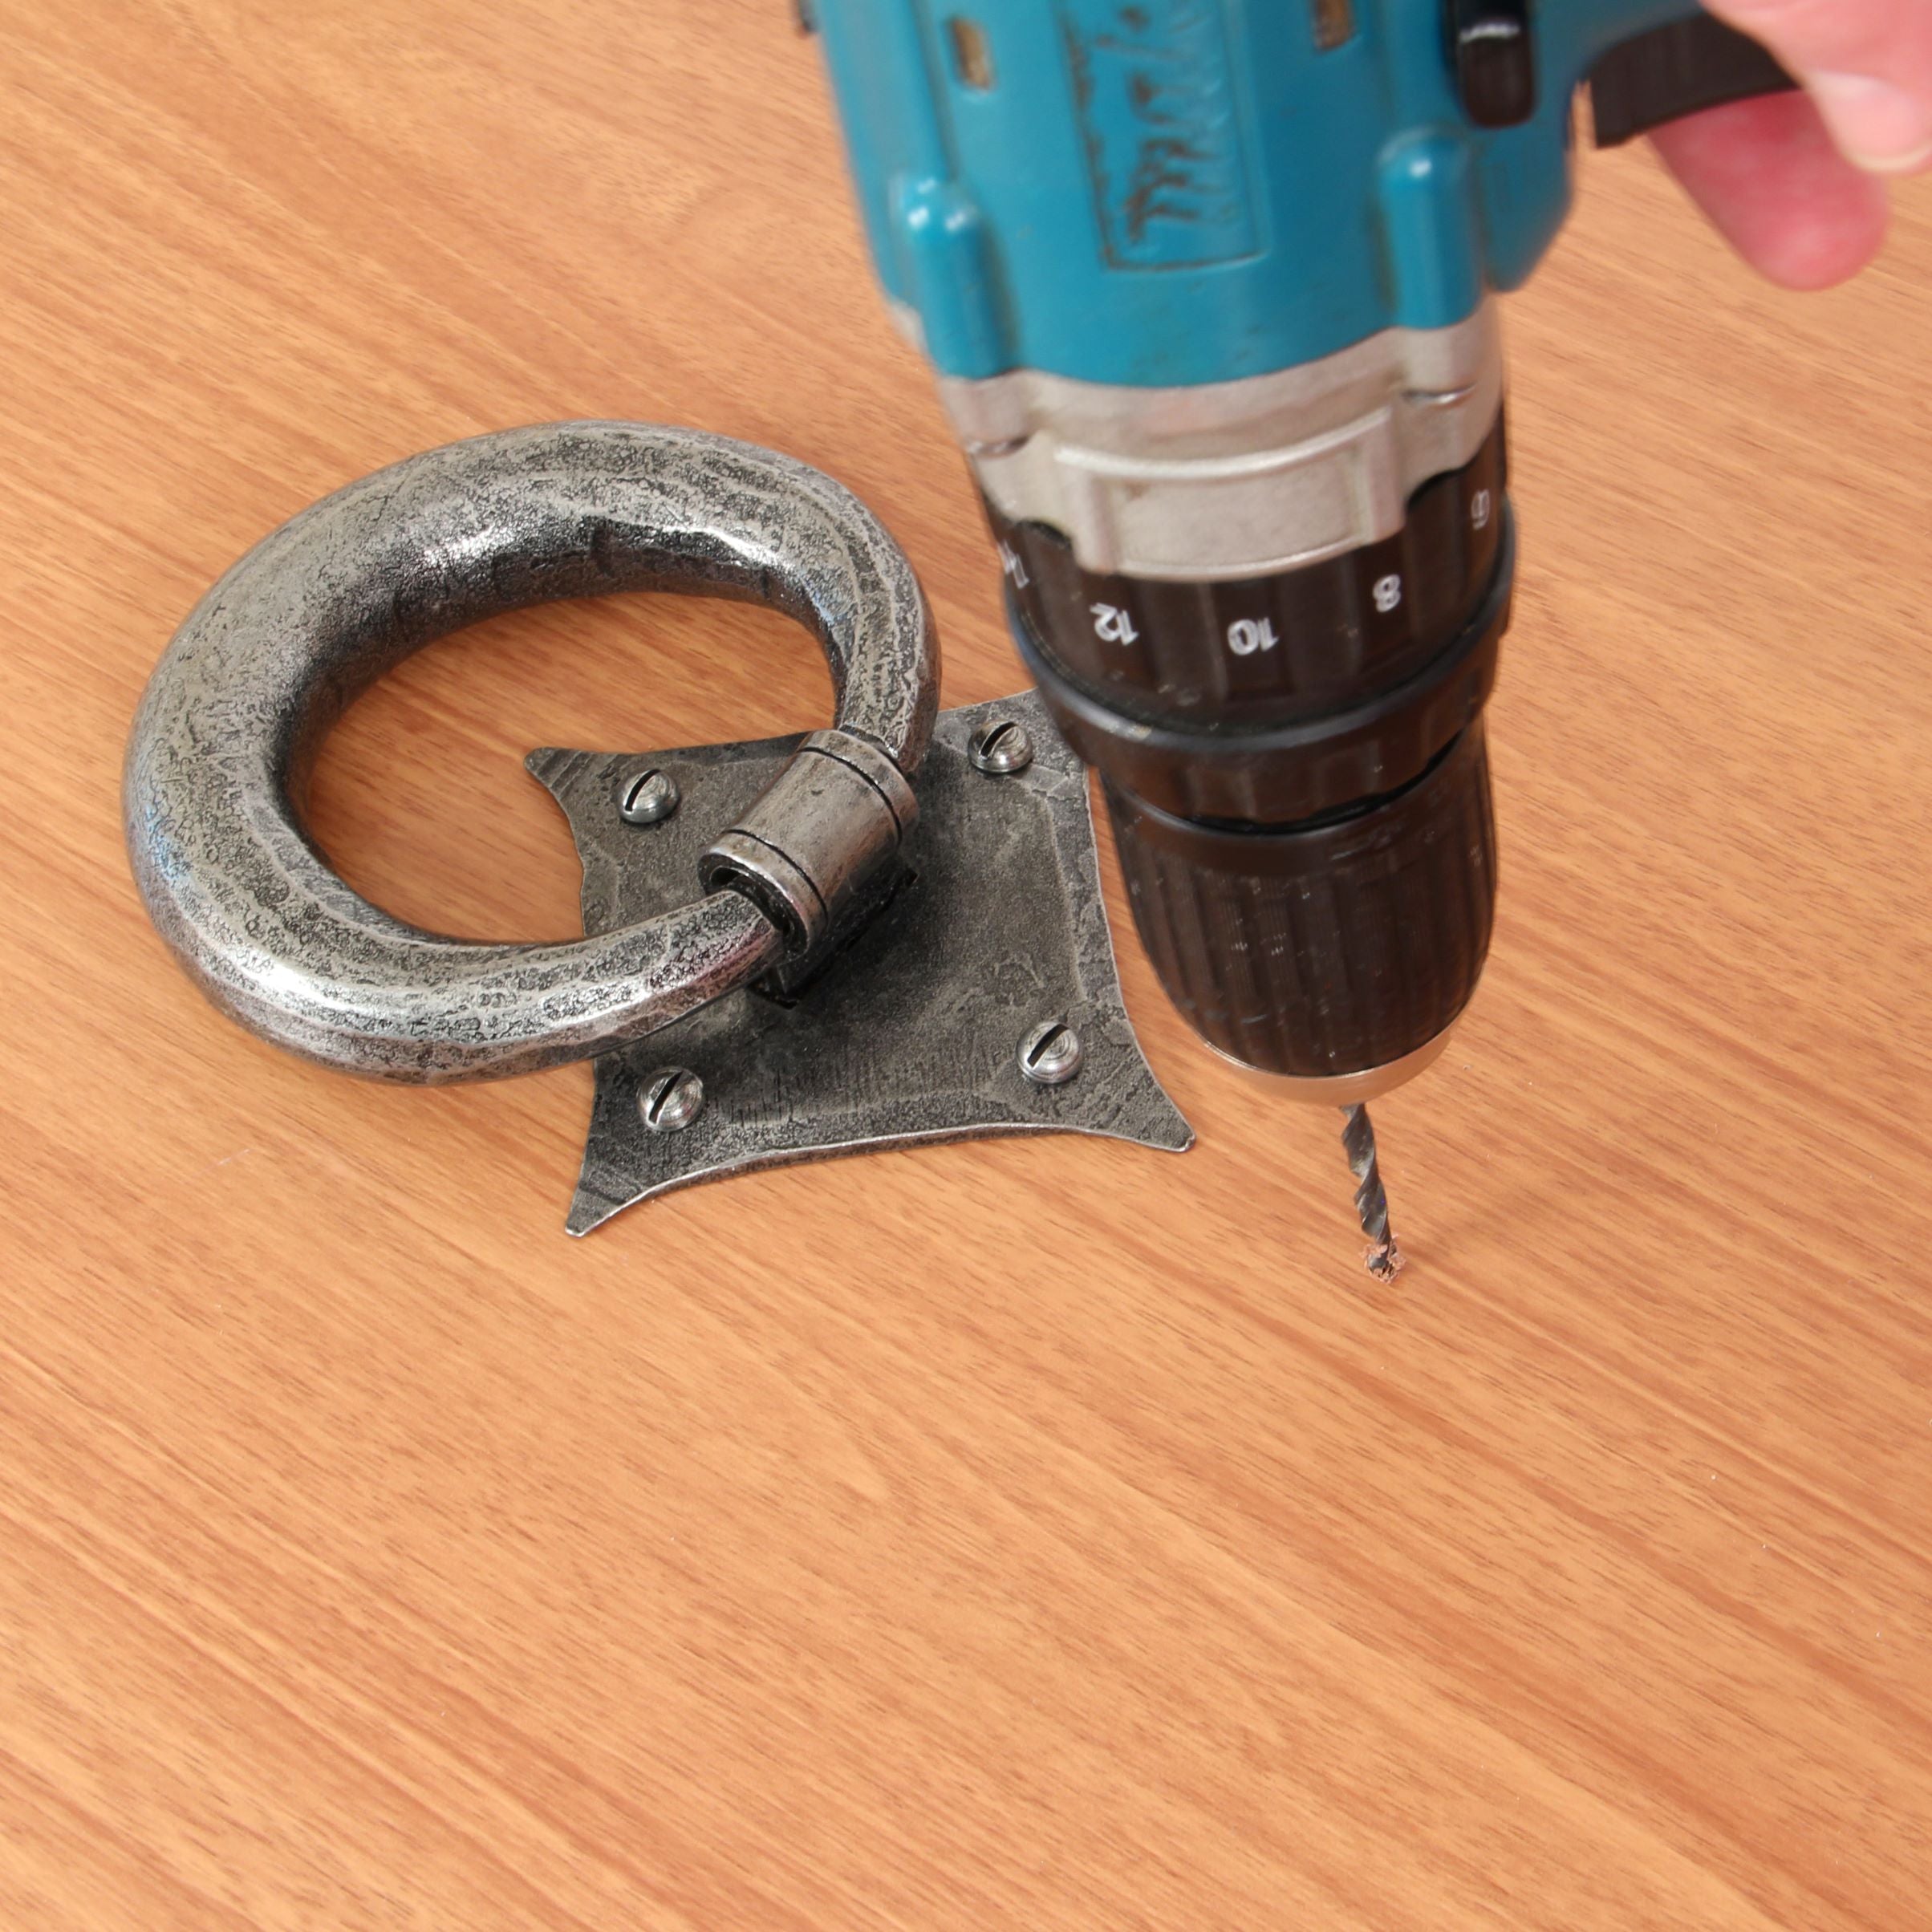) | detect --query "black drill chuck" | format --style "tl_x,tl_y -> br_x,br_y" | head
992,415 -> 1514,1086
1104,724 -> 1496,1079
